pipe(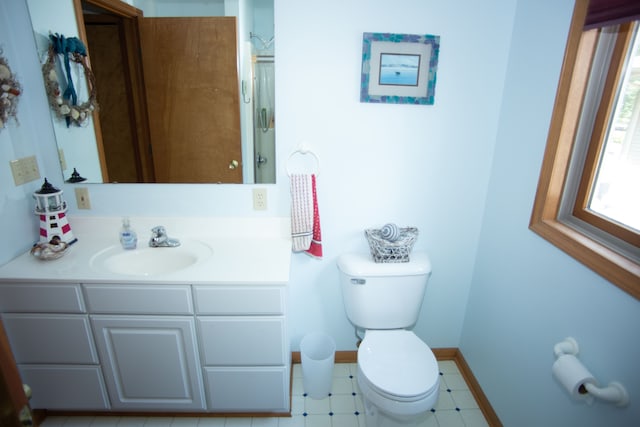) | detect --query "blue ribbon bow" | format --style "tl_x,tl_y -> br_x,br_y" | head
49,33 -> 87,124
